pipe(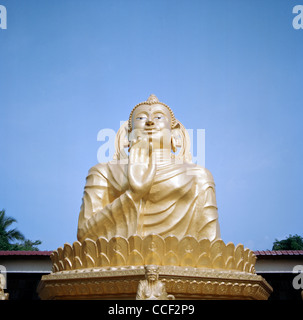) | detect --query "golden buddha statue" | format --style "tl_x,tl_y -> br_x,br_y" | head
77,94 -> 221,242
38,94 -> 273,300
